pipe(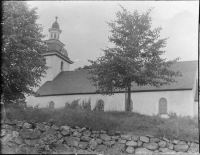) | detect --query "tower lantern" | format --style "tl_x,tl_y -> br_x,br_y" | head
48,16 -> 62,40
